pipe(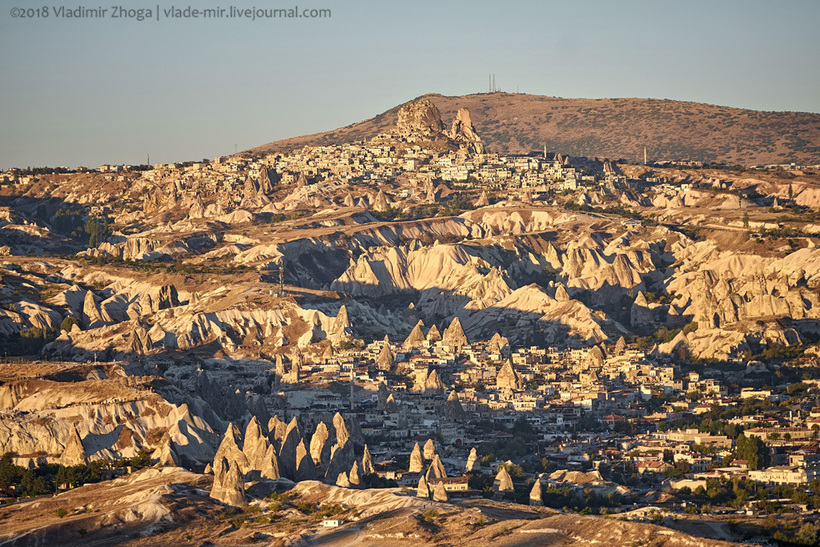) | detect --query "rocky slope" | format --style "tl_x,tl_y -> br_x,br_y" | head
2,97 -> 820,362
251,92 -> 820,166
0,467 -> 744,547
0,362 -> 222,468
